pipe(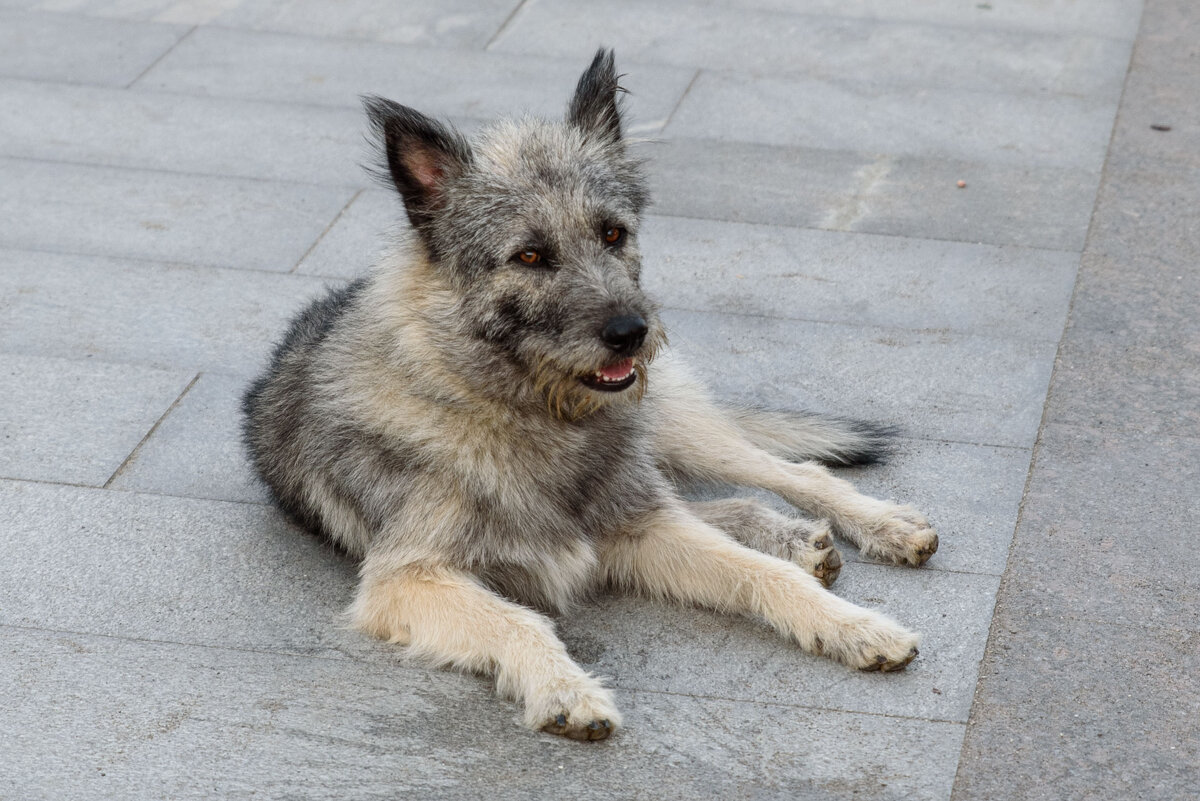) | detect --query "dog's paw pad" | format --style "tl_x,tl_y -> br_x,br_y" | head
542,714 -> 614,741
863,505 -> 939,567
861,646 -> 919,673
786,520 -> 843,587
